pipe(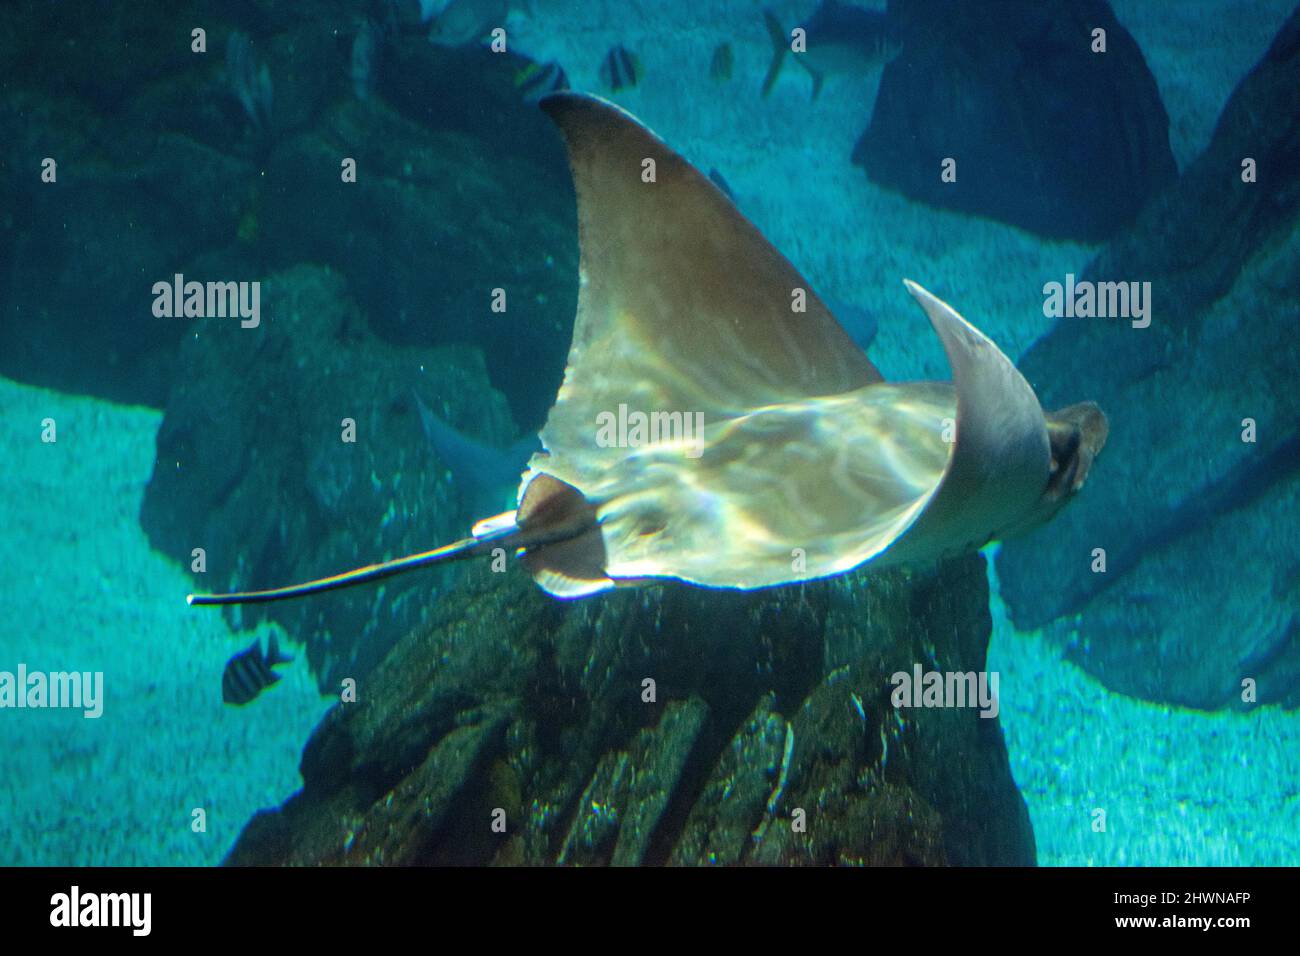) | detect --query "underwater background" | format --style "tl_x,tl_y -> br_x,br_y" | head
1,0 -> 1297,866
